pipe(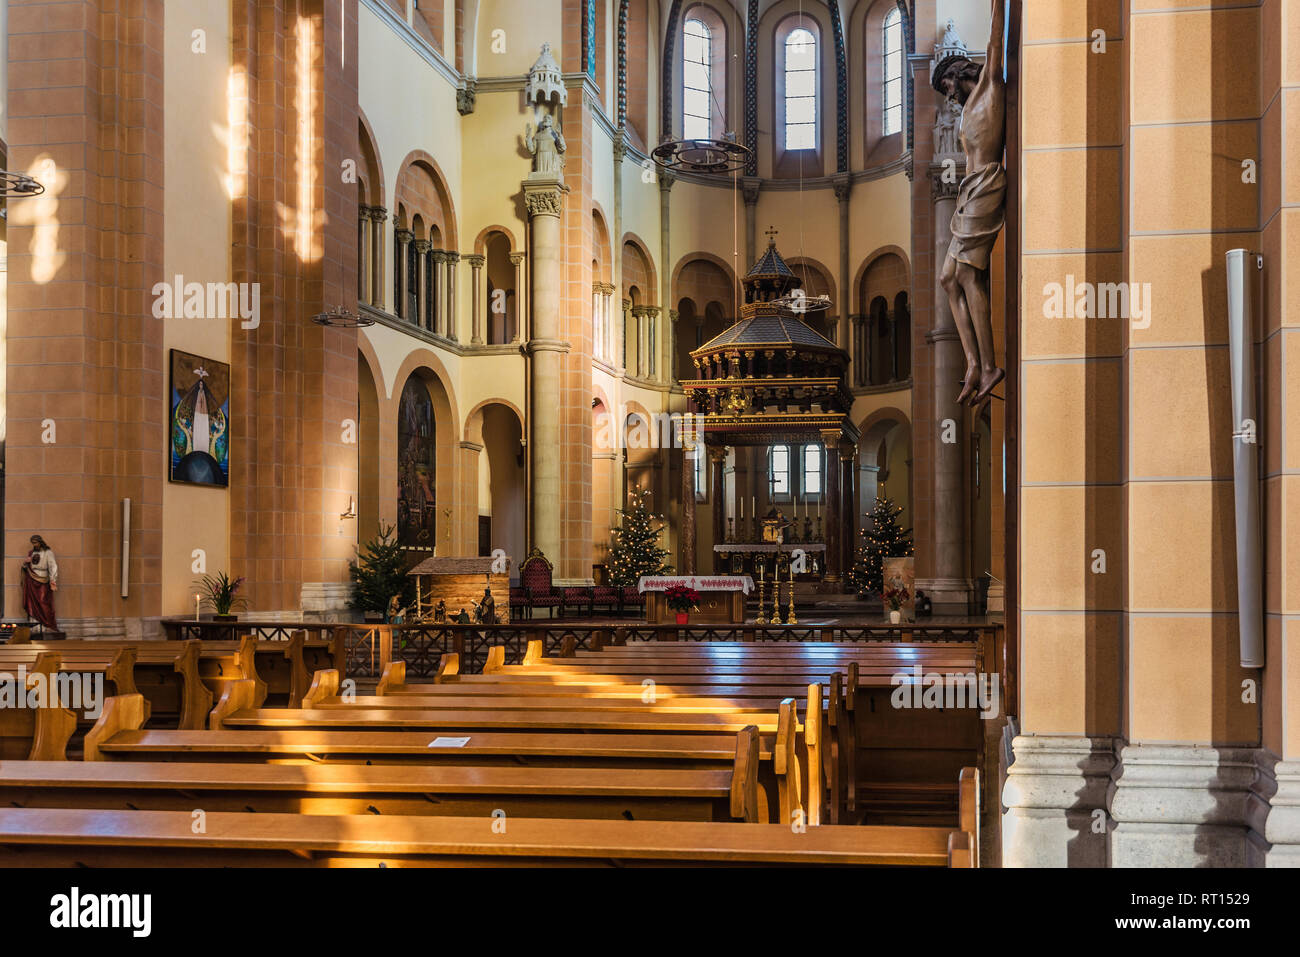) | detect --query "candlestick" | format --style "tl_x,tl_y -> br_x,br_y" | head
194,594 -> 201,622
786,561 -> 798,625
